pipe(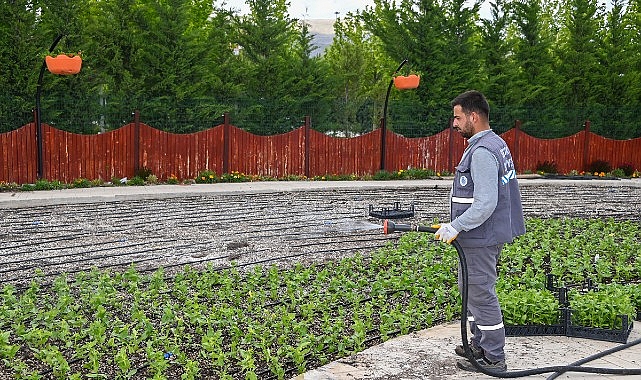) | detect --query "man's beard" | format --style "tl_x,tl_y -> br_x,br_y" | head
459,120 -> 474,139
